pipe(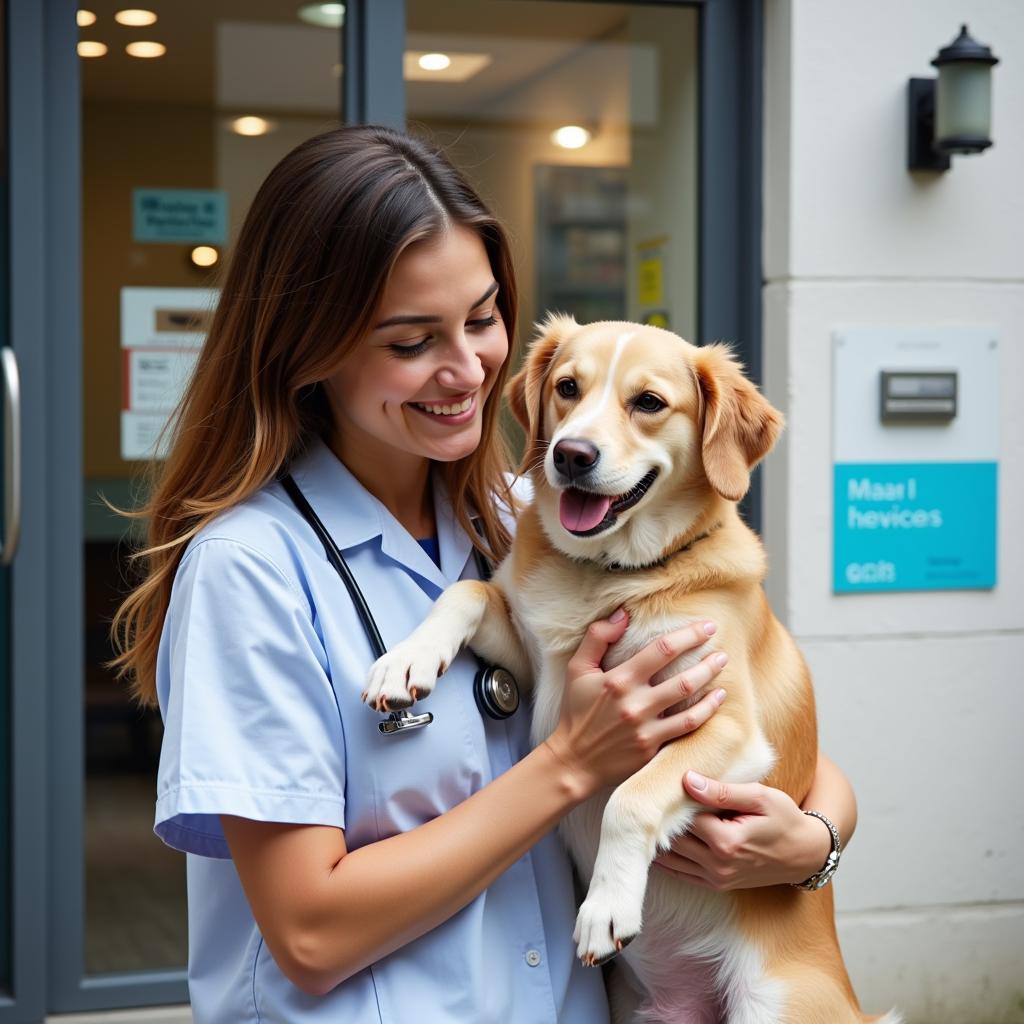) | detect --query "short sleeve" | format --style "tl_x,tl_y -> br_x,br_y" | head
154,537 -> 346,858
